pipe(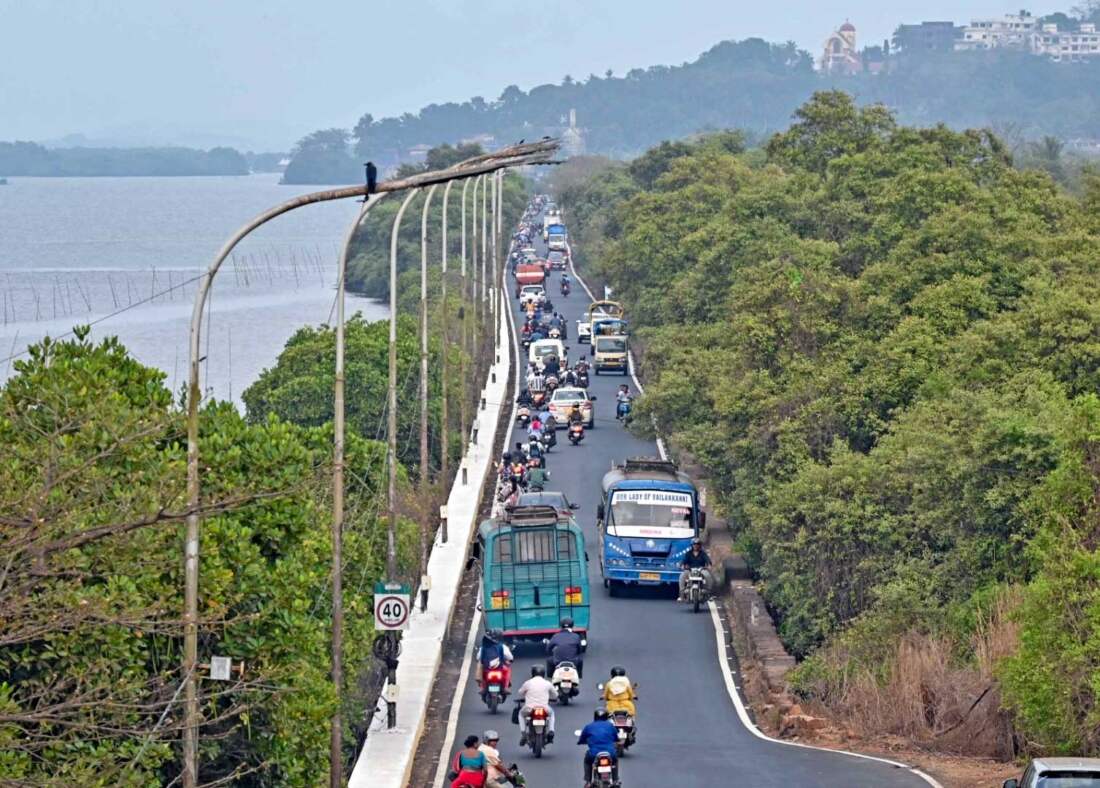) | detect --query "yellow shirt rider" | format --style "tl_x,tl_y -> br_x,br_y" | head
602,666 -> 636,717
